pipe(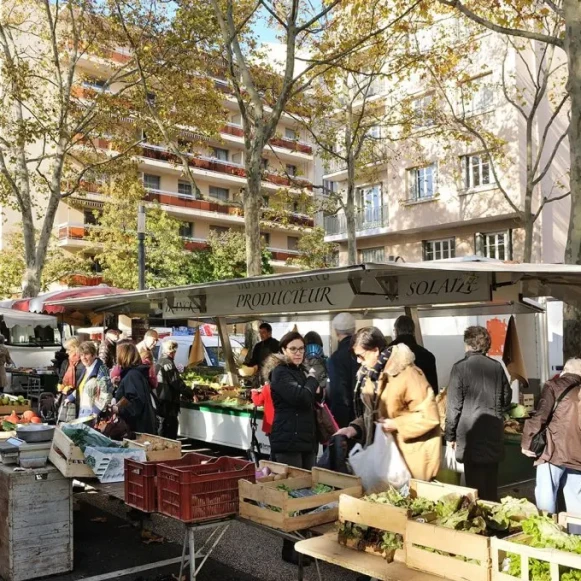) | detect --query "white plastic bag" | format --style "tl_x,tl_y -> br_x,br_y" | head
443,444 -> 464,474
348,424 -> 410,493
